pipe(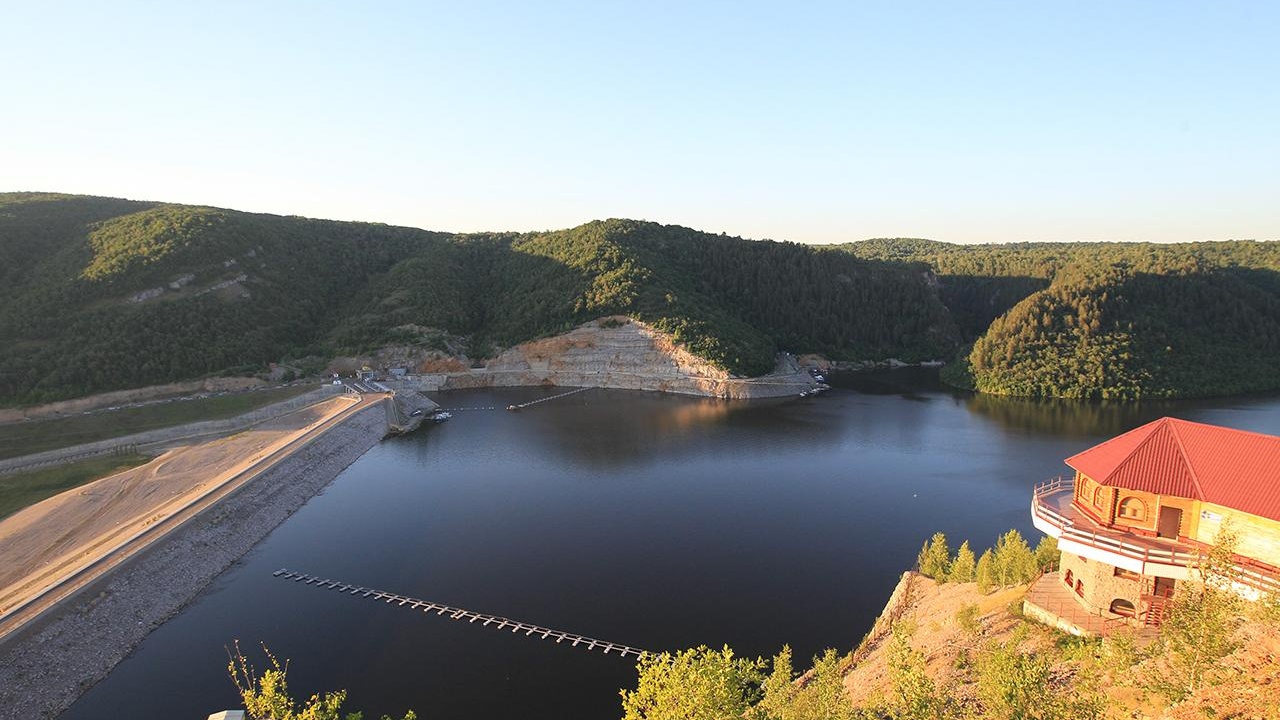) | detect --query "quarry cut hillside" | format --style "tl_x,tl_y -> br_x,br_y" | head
391,317 -> 821,398
4,192 -> 1280,404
